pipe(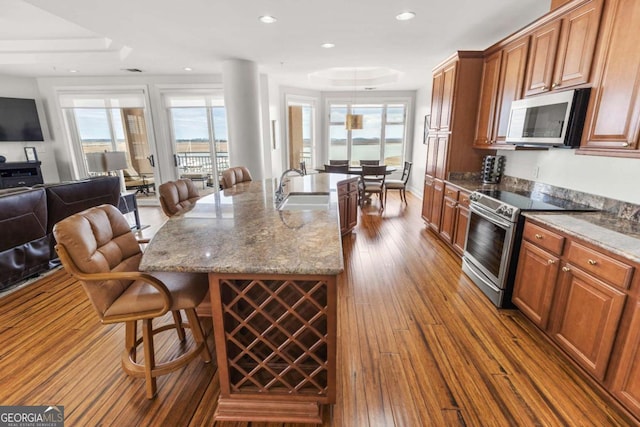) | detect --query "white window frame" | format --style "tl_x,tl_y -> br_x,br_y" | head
325,96 -> 411,166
